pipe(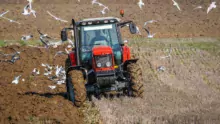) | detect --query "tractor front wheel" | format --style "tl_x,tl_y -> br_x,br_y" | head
127,62 -> 144,97
66,70 -> 86,107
